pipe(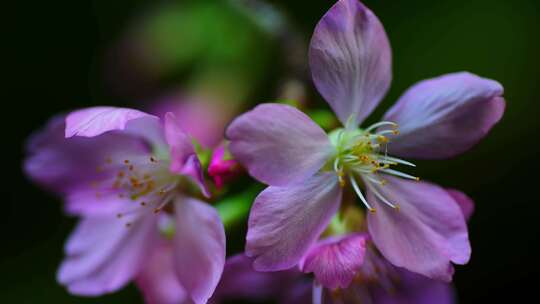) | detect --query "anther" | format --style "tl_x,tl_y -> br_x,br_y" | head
359,155 -> 370,163
116,213 -> 123,218
338,172 -> 346,187
150,156 -> 157,163
125,222 -> 132,228
377,135 -> 389,143
140,201 -> 146,206
124,159 -> 130,164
